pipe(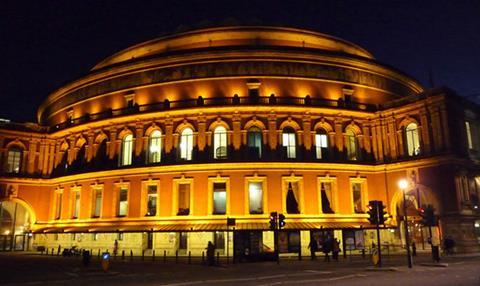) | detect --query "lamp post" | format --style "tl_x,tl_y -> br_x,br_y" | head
398,179 -> 413,268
